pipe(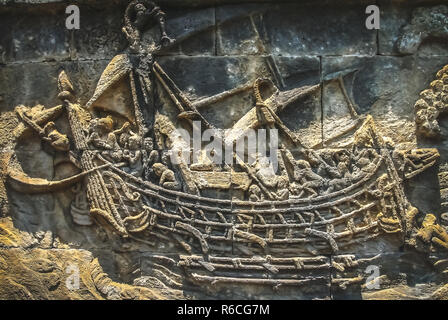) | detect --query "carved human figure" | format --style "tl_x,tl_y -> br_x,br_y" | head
275,176 -> 290,200
152,162 -> 180,190
122,0 -> 173,53
42,121 -> 70,152
88,116 -> 113,149
291,159 -> 323,198
417,214 -> 448,249
142,137 -> 159,180
160,150 -> 172,167
123,133 -> 143,177
316,152 -> 340,179
336,151 -> 351,178
351,147 -> 378,181
326,151 -> 352,193
249,184 -> 264,202
117,121 -> 134,149
254,155 -> 278,189
87,116 -> 123,162
375,174 -> 396,217
14,105 -> 70,152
